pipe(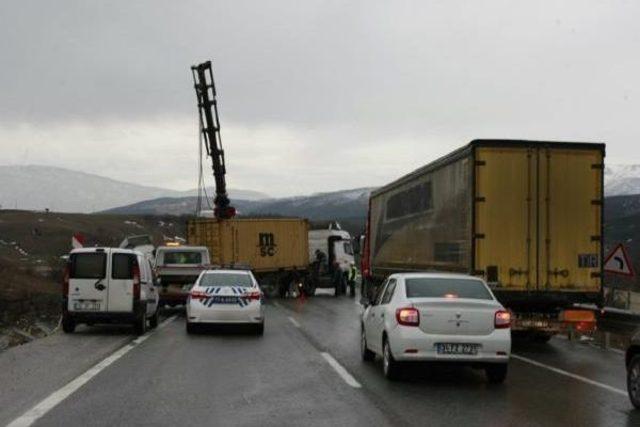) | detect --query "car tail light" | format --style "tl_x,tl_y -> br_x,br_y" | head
190,290 -> 208,300
243,290 -> 262,301
396,307 -> 420,326
62,263 -> 70,295
495,310 -> 511,329
132,264 -> 141,301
